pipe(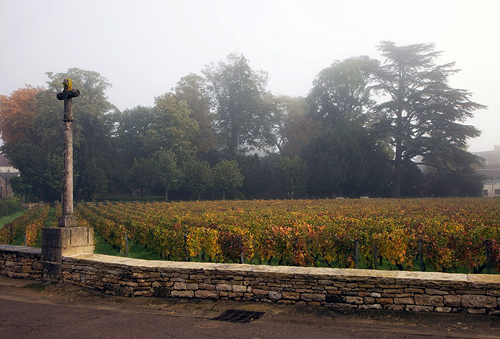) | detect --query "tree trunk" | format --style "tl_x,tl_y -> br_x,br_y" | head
165,189 -> 169,202
230,123 -> 240,156
222,189 -> 226,200
392,141 -> 402,198
392,106 -> 403,198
